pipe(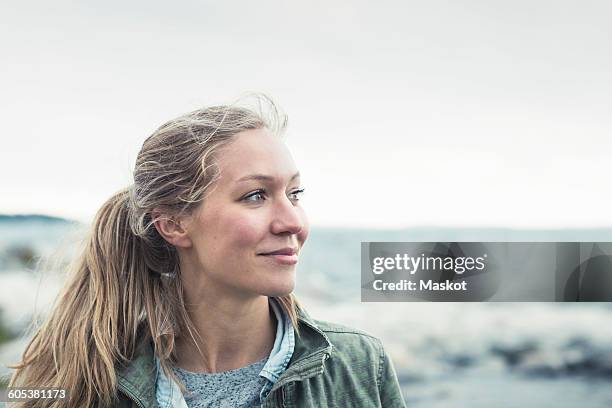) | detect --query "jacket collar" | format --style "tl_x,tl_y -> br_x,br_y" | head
267,304 -> 334,393
117,340 -> 158,408
116,302 -> 333,406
